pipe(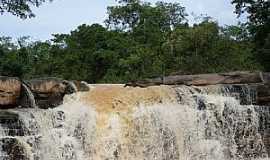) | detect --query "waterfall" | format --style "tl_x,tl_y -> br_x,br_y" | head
21,83 -> 37,108
0,84 -> 269,160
